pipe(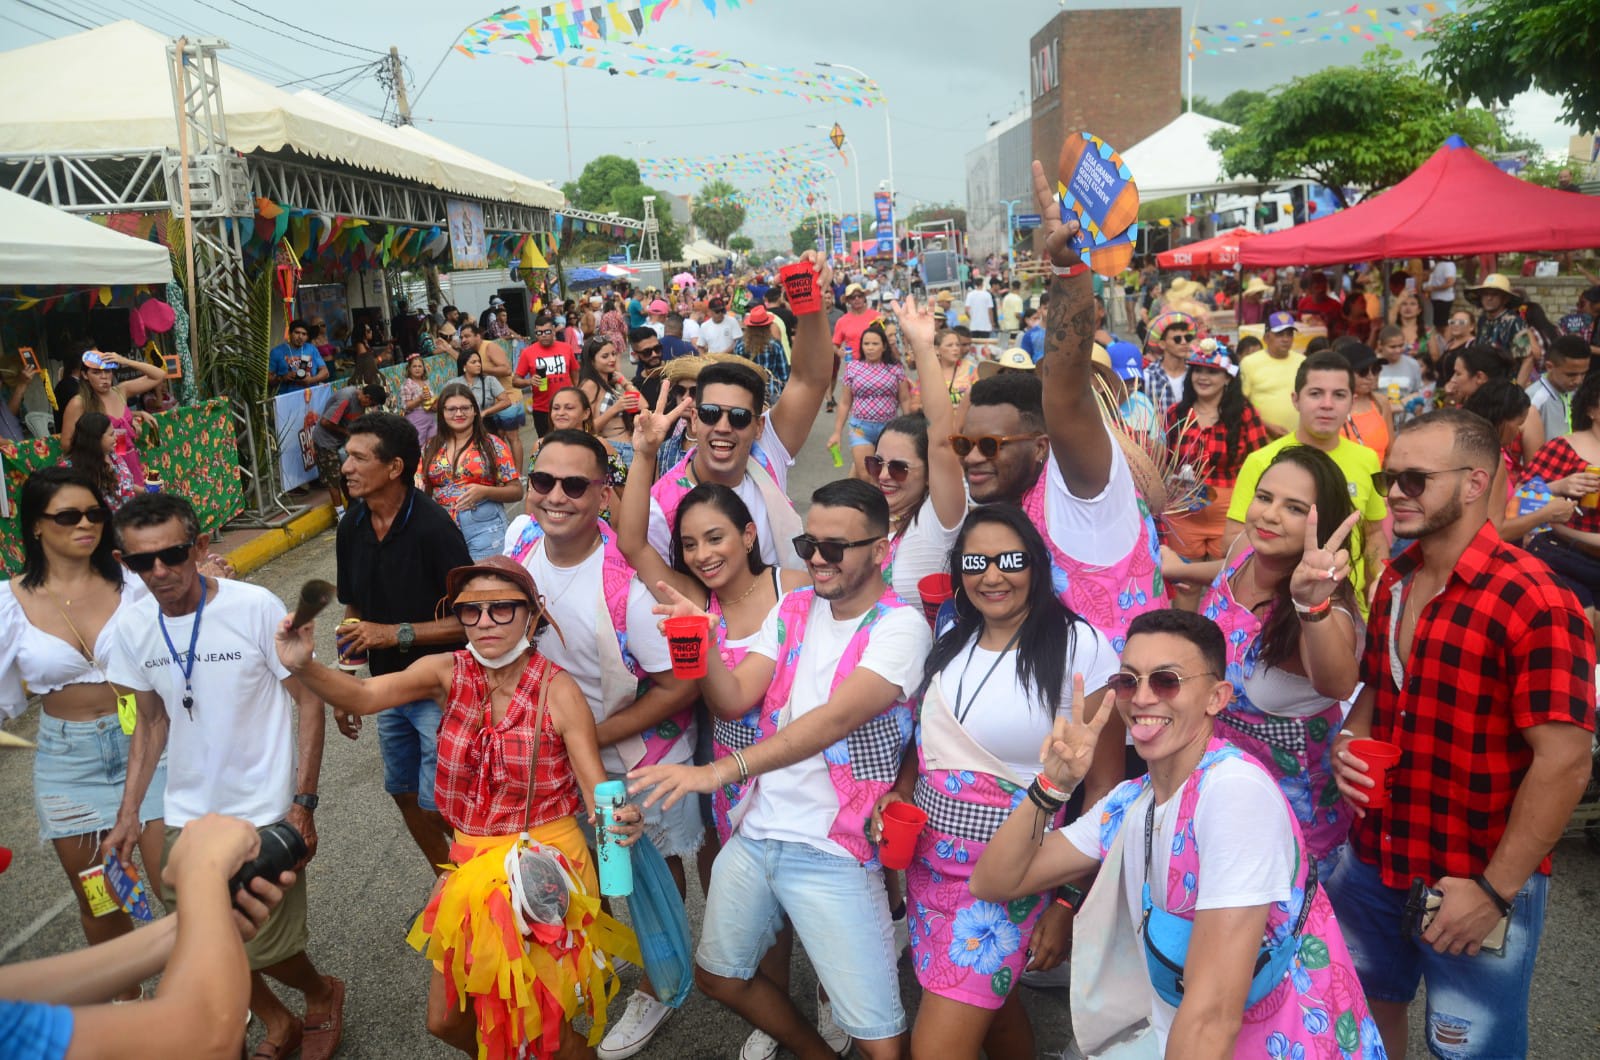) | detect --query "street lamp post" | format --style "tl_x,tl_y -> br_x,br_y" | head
1000,198 -> 1022,275
818,60 -> 895,265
